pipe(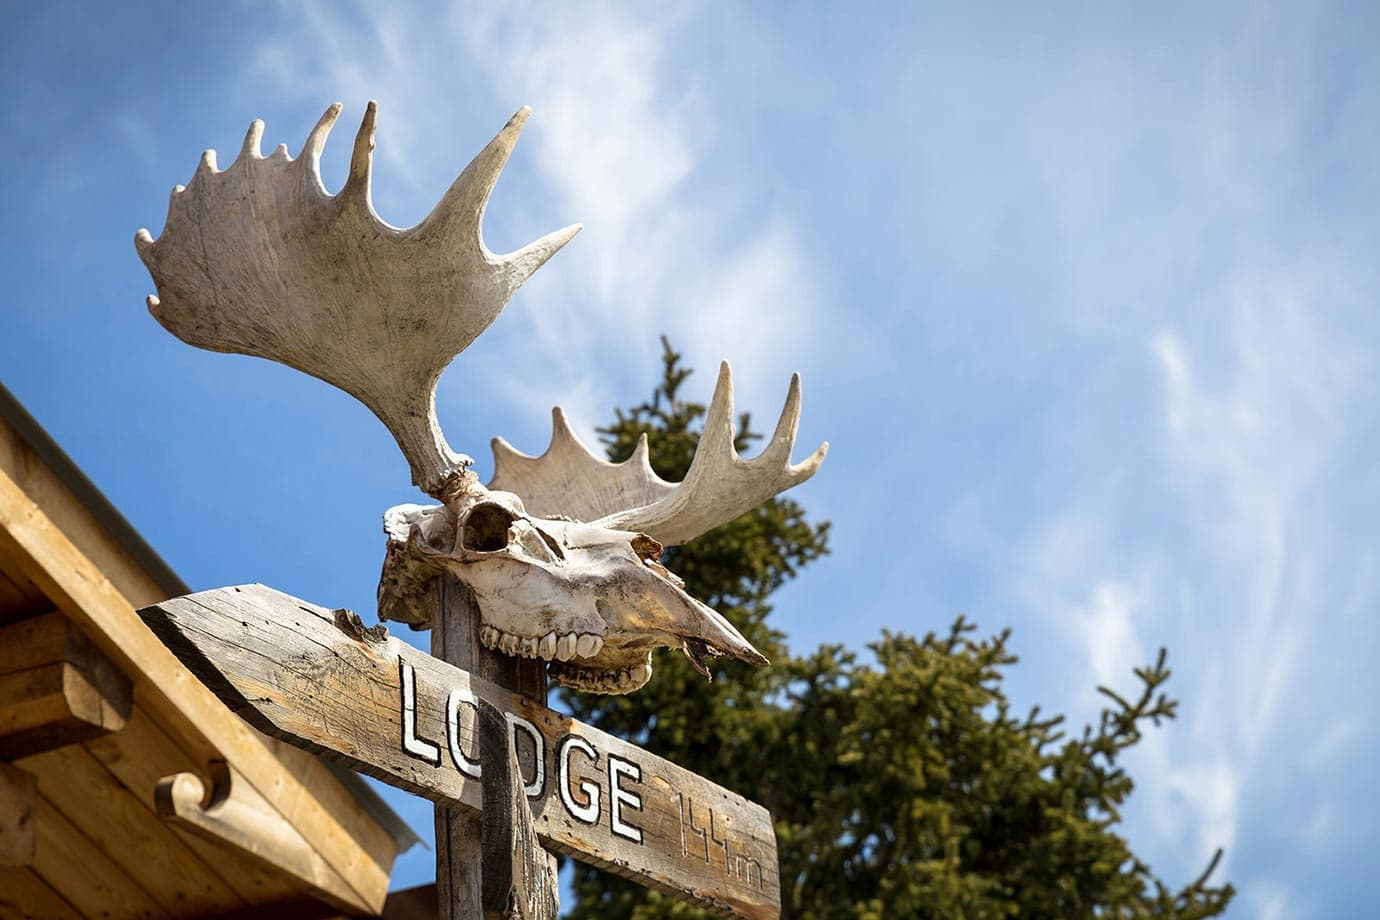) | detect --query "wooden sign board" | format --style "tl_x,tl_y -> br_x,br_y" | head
139,584 -> 781,920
